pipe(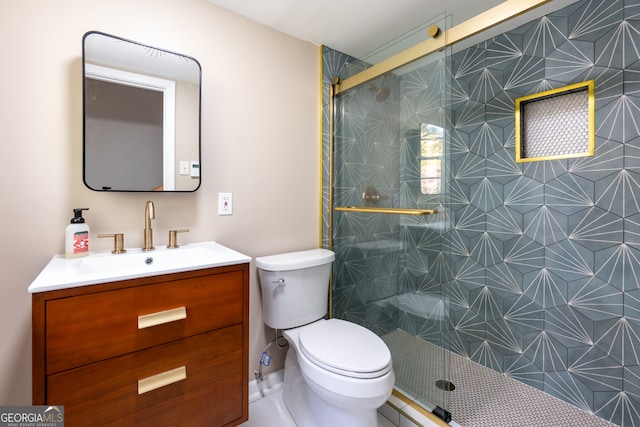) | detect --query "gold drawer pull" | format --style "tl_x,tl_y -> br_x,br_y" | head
138,307 -> 187,329
138,366 -> 186,395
